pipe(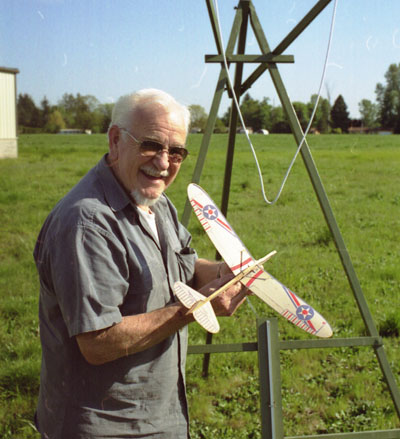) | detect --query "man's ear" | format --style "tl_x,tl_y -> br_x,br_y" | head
108,125 -> 120,160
